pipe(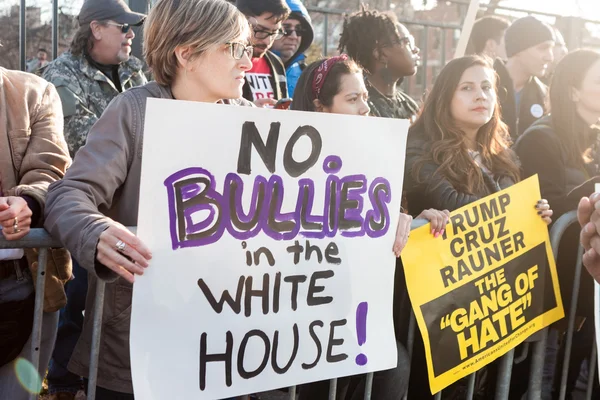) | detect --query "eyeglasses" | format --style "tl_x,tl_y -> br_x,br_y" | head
282,27 -> 306,37
226,42 -> 253,60
106,22 -> 132,33
252,27 -> 285,40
